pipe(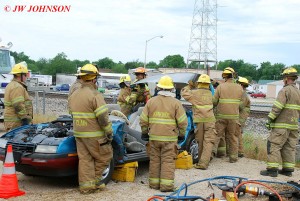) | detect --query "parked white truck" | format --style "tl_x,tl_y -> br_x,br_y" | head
0,38 -> 15,121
